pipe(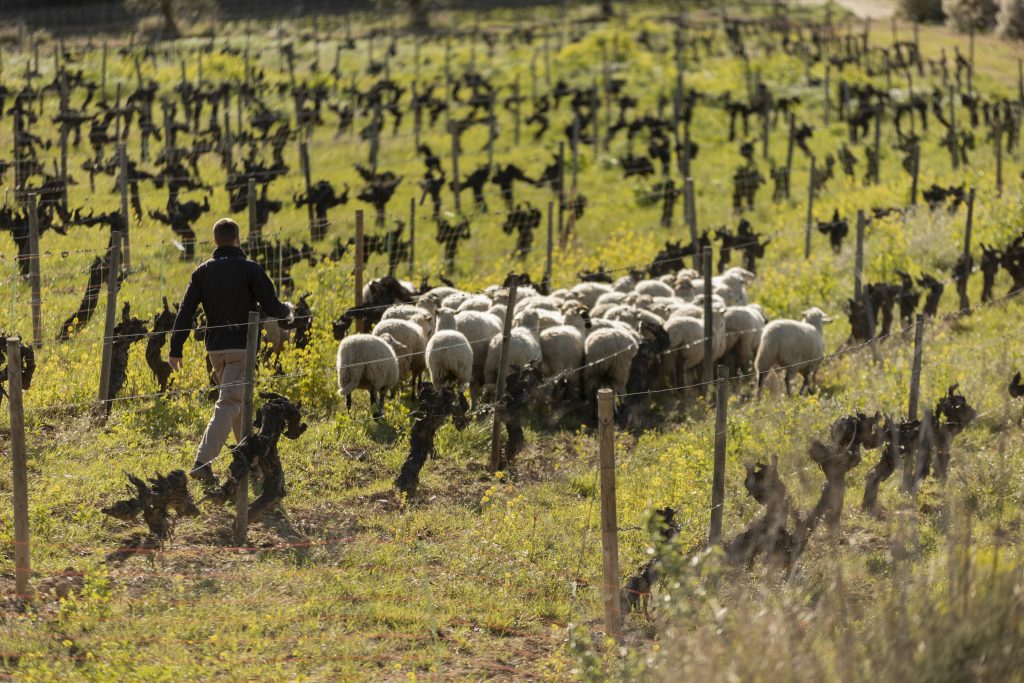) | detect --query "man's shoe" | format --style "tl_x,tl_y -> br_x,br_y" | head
190,464 -> 222,497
